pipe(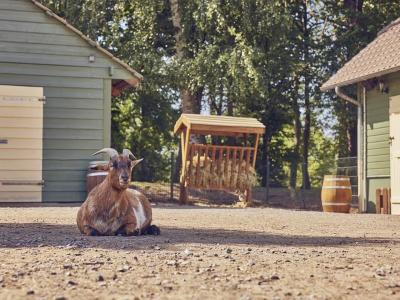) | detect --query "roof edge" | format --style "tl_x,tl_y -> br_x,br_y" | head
378,17 -> 400,36
321,65 -> 400,91
31,0 -> 143,87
